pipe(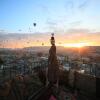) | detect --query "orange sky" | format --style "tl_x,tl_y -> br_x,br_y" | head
0,31 -> 100,48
